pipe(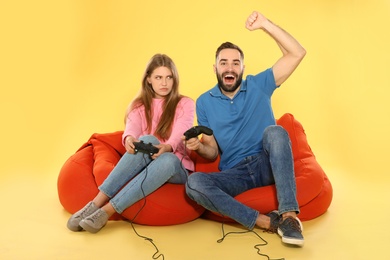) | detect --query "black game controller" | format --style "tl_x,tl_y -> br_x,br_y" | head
183,126 -> 213,140
133,141 -> 159,156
